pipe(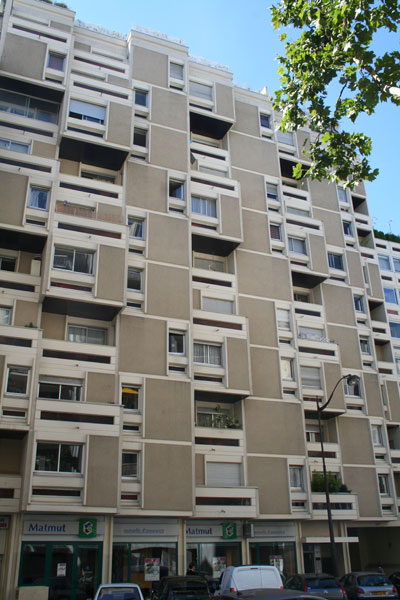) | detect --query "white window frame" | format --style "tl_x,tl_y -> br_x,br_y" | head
289,465 -> 304,490
169,330 -> 186,355
359,337 -> 370,354
328,252 -> 344,270
193,342 -> 222,366
6,366 -> 30,396
133,126 -> 148,148
266,182 -> 280,202
127,267 -> 143,292
372,425 -> 384,446
276,308 -> 291,330
354,295 -> 364,312
301,366 -> 321,388
384,288 -> 398,305
53,246 -> 95,275
122,451 -> 139,479
288,236 -> 307,255
0,138 -> 30,153
134,89 -> 148,108
189,80 -> 213,102
378,255 -> 391,271
378,473 -> 389,496
34,442 -> 82,474
69,99 -> 106,125
28,186 -> 49,211
38,377 -> 83,402
191,195 -> 217,219
67,324 -> 108,345
128,217 -> 145,240
169,61 -> 185,89
121,385 -> 140,412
